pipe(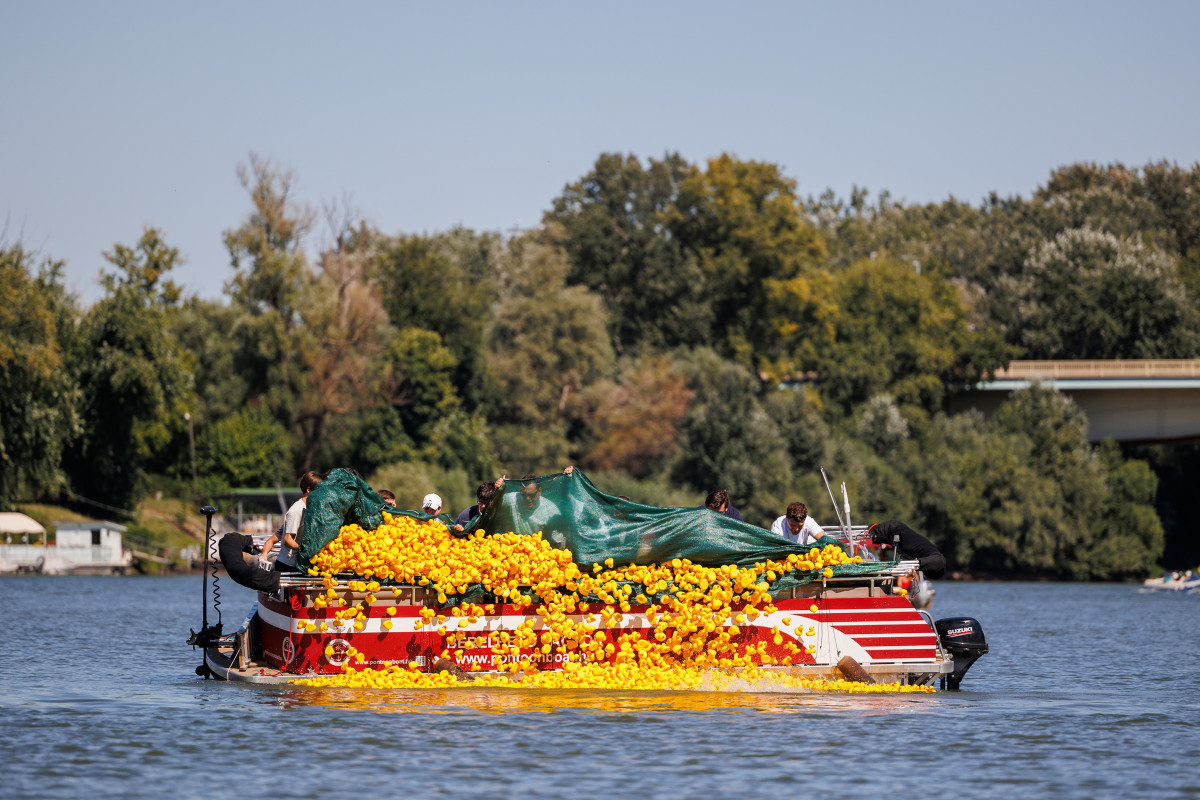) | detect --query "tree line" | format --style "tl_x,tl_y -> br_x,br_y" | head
4,153 -> 1199,579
